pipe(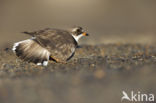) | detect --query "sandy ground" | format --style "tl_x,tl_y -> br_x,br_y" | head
0,44 -> 156,103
